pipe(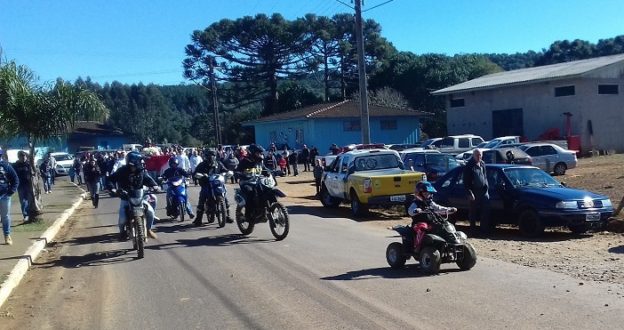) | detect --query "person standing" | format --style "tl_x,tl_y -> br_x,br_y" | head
288,150 -> 299,177
301,145 -> 310,172
313,159 -> 324,196
223,153 -> 239,183
309,147 -> 319,169
83,154 -> 102,208
189,150 -> 202,186
462,148 -> 491,236
0,150 -> 19,245
73,157 -> 83,185
13,151 -> 32,222
46,152 -> 57,186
